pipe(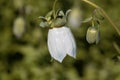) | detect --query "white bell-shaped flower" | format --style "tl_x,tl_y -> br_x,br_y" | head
48,26 -> 76,62
13,16 -> 25,39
